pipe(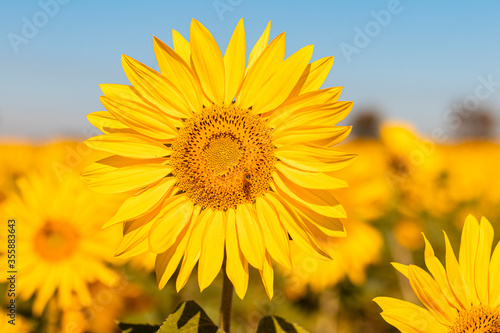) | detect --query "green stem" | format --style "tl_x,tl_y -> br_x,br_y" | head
220,262 -> 234,333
